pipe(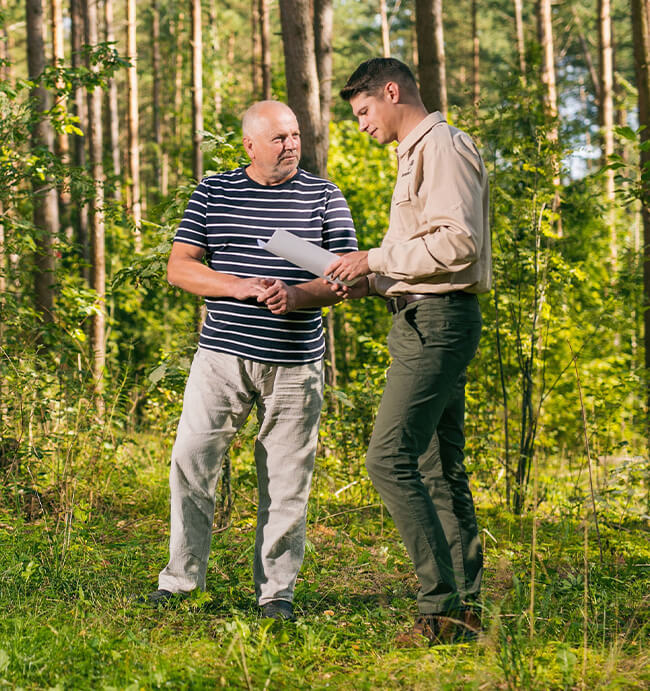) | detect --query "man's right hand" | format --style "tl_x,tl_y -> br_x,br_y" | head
232,277 -> 268,301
